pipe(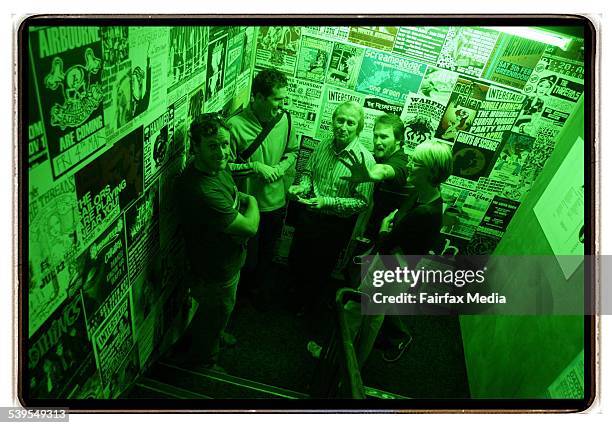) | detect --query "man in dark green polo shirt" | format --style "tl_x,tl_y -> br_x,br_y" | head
175,113 -> 260,371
